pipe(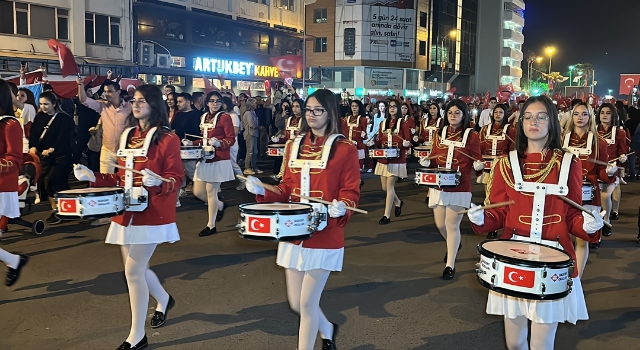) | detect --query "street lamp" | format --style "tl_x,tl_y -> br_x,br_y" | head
439,30 -> 457,97
527,56 -> 542,92
569,65 -> 575,87
545,47 -> 555,74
